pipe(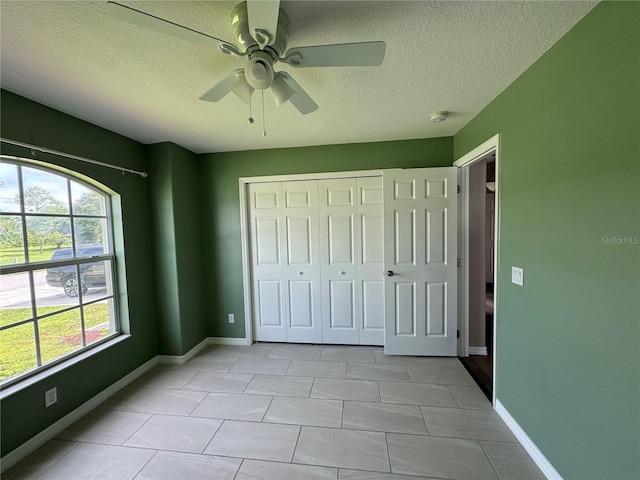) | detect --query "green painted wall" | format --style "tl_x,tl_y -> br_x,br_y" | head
454,3 -> 639,478
198,137 -> 453,338
147,142 -> 207,355
0,90 -> 158,456
170,144 -> 207,352
146,143 -> 182,354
